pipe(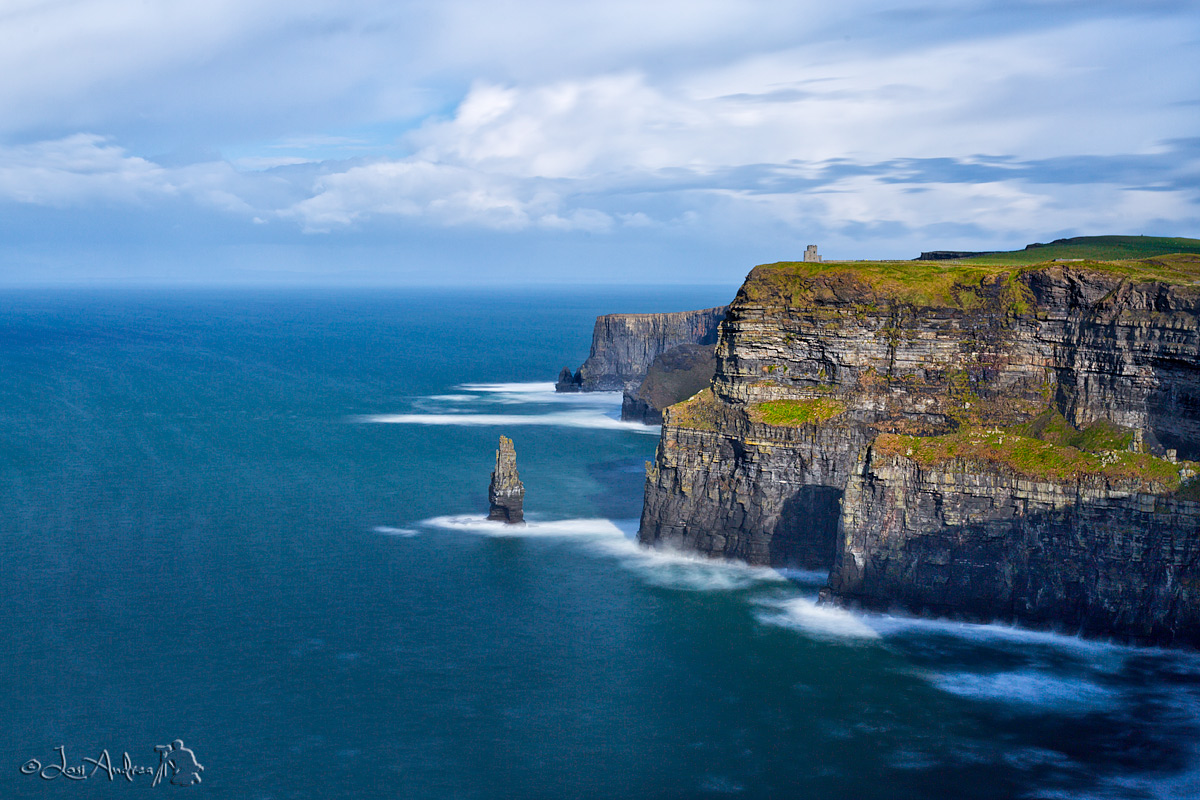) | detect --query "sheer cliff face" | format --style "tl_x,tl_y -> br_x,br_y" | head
639,256 -> 1200,644
834,452 -> 1200,643
564,307 -> 727,391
